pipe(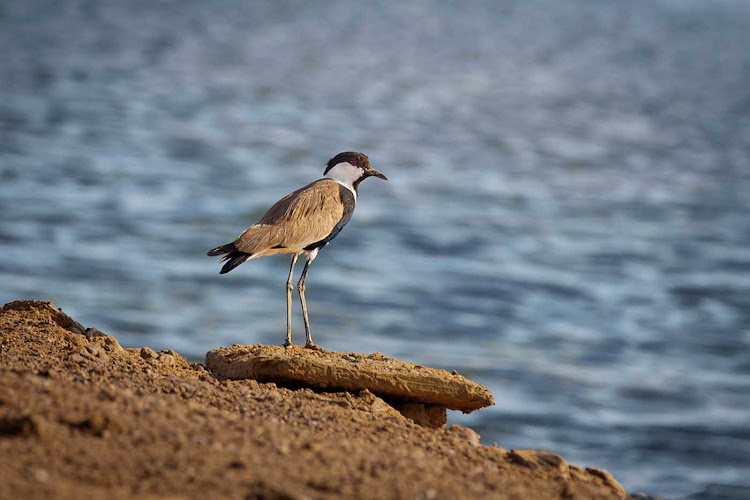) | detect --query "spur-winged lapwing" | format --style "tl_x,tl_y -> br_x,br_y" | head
208,152 -> 387,348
